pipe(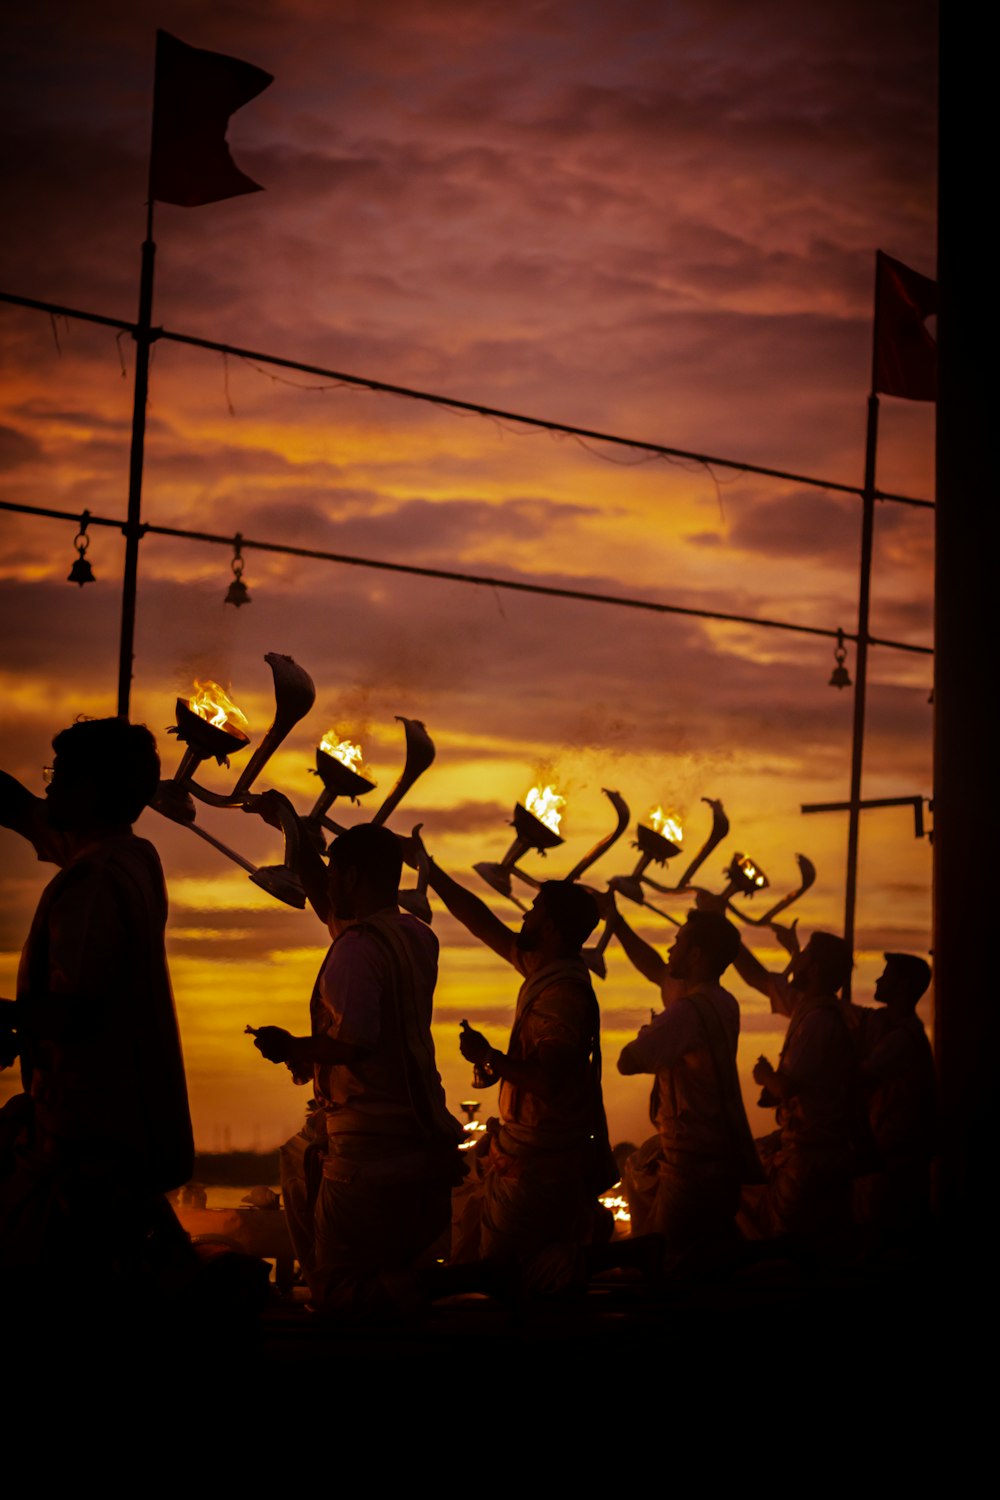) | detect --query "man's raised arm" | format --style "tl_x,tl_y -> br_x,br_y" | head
0,771 -> 41,839
692,889 -> 793,1017
412,835 -> 515,965
605,895 -> 668,988
247,790 -> 330,925
733,941 -> 793,1017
